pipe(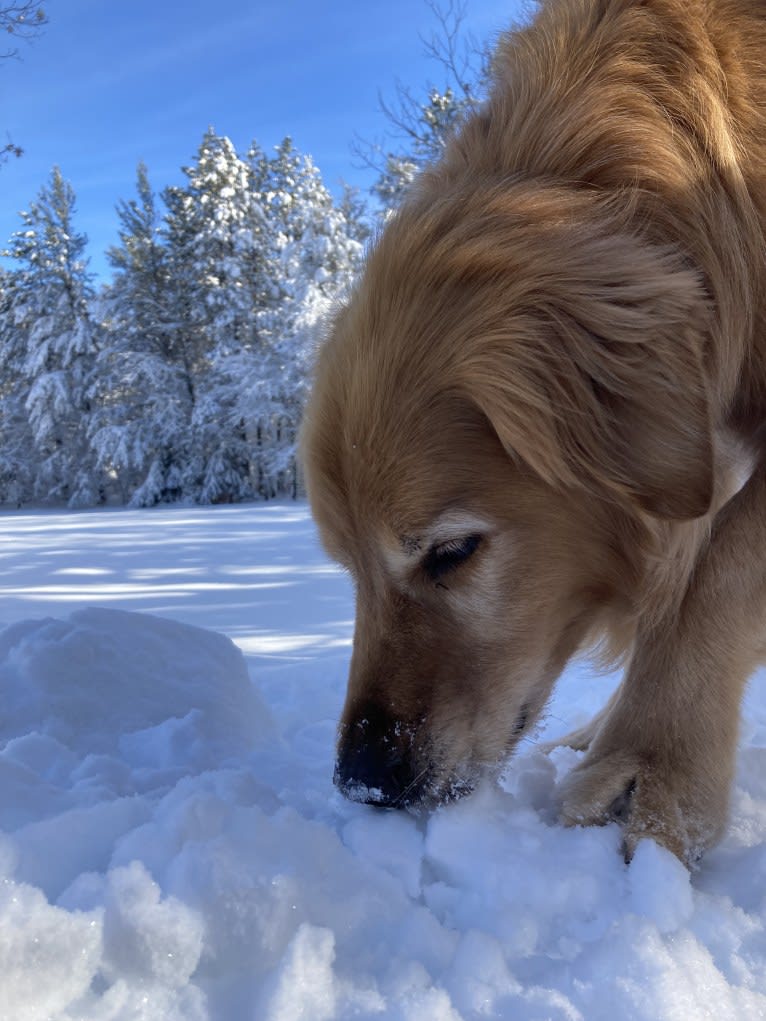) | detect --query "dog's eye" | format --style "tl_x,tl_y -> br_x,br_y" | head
423,534 -> 482,581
